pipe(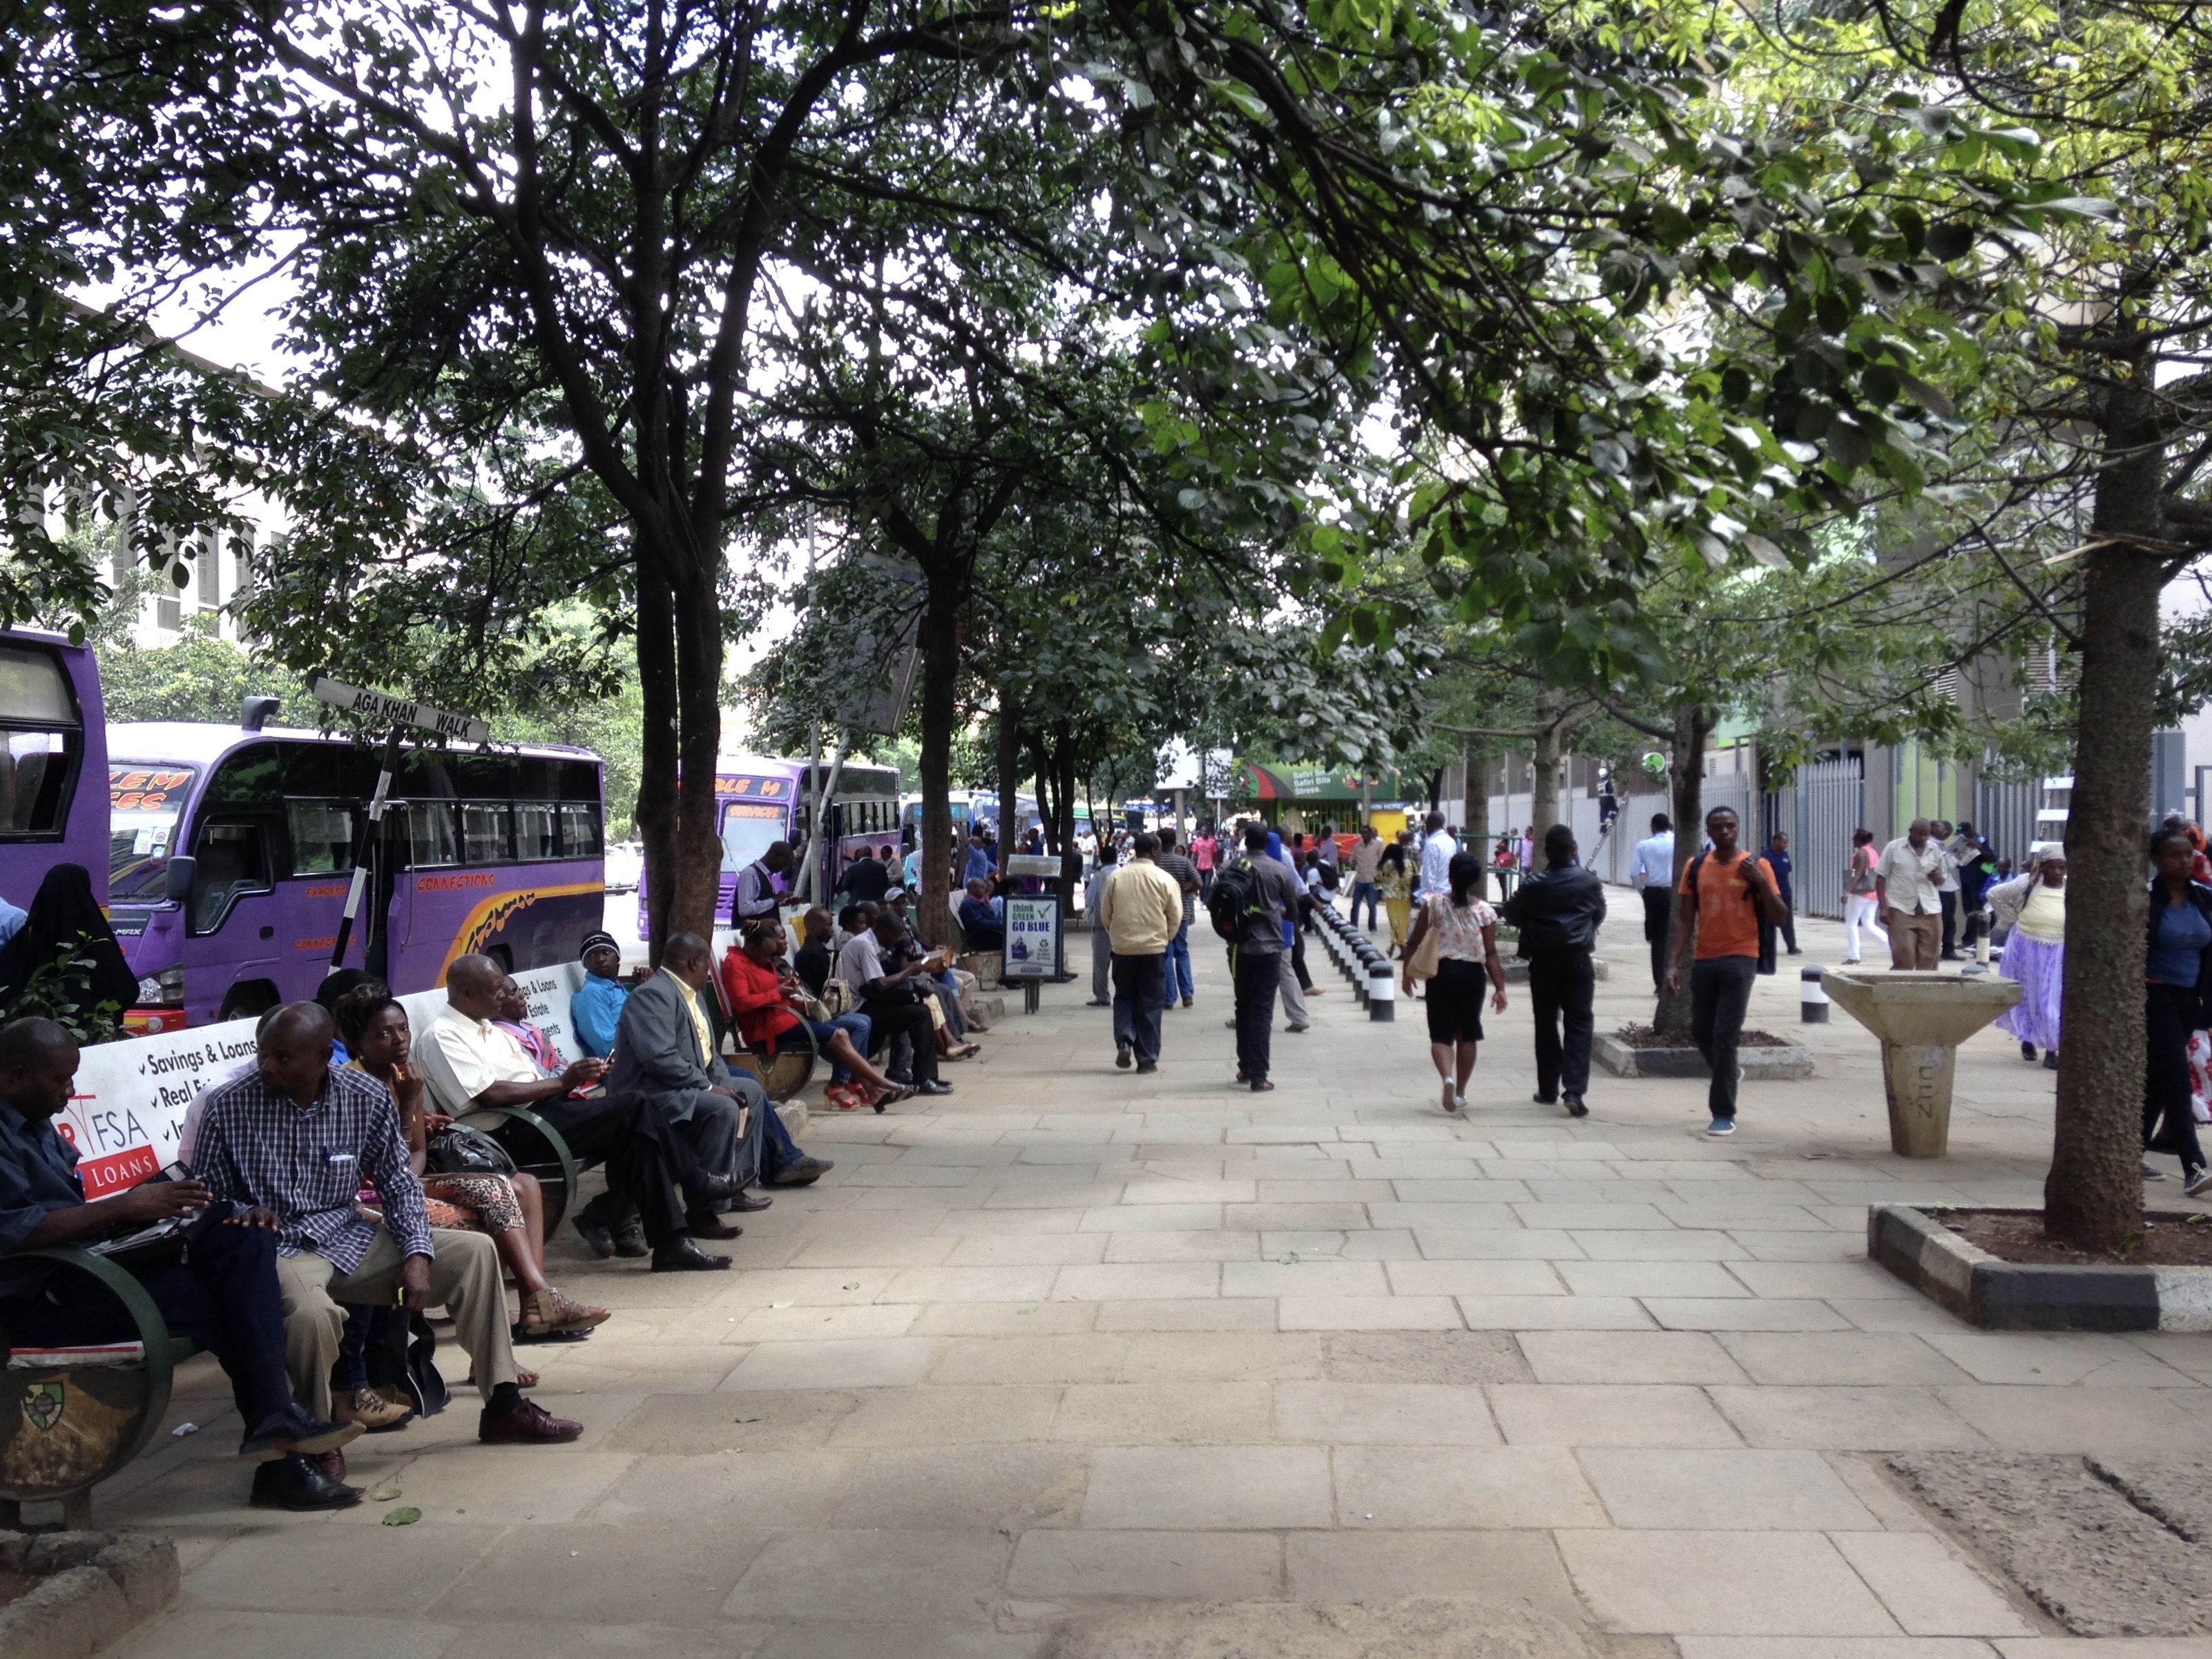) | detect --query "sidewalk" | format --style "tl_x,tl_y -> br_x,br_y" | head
80,901 -> 2212,1659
